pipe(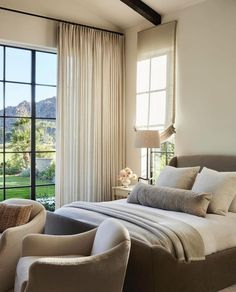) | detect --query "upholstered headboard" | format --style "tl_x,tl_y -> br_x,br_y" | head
169,155 -> 236,172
